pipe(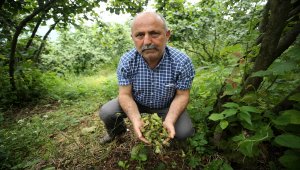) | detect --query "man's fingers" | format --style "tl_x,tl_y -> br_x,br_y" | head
134,126 -> 150,144
138,136 -> 150,144
169,131 -> 175,139
163,137 -> 171,145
